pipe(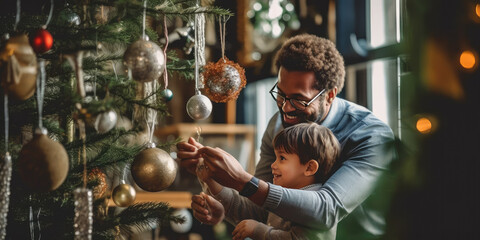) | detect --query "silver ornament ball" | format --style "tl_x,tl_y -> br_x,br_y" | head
123,38 -> 165,82
95,110 -> 118,134
170,208 -> 193,233
186,94 -> 212,120
57,7 -> 81,27
207,65 -> 241,95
